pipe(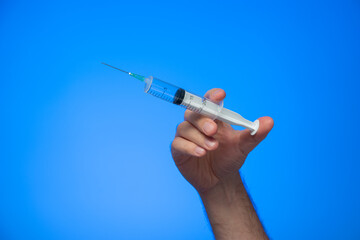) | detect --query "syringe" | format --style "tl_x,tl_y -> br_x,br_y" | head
102,63 -> 259,135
